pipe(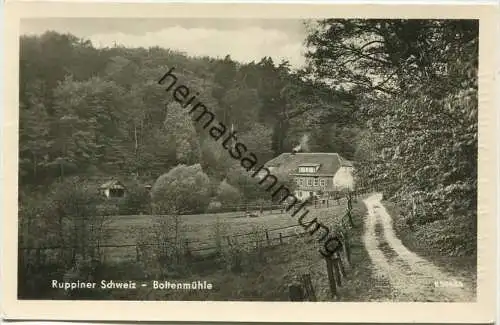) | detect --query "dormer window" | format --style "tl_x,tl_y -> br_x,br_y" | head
298,164 -> 320,173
